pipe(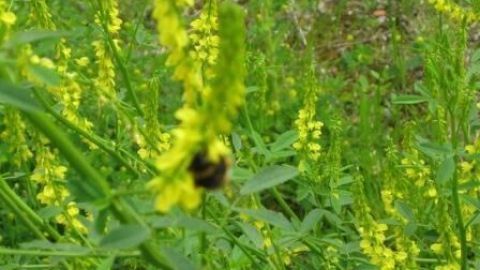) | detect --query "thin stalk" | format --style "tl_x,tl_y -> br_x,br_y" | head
0,178 -> 61,241
200,193 -> 207,266
452,165 -> 467,269
0,247 -> 140,257
271,187 -> 299,222
5,264 -> 55,269
449,112 -> 467,270
206,208 -> 264,267
33,88 -> 141,176
0,186 -> 45,239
